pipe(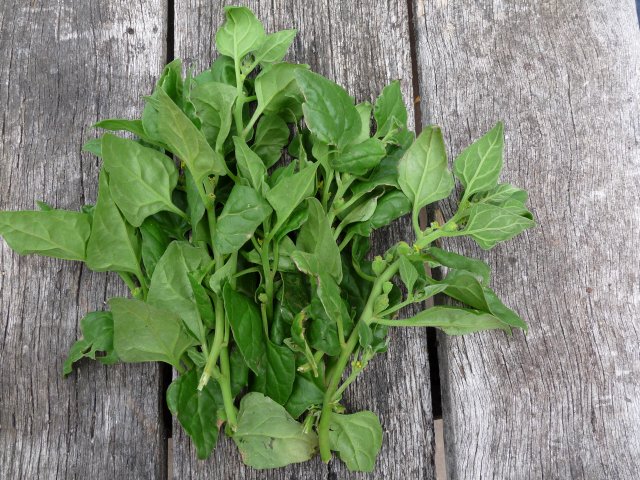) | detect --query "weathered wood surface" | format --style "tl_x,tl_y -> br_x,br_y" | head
172,1 -> 436,478
0,2 -> 168,478
413,0 -> 640,478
